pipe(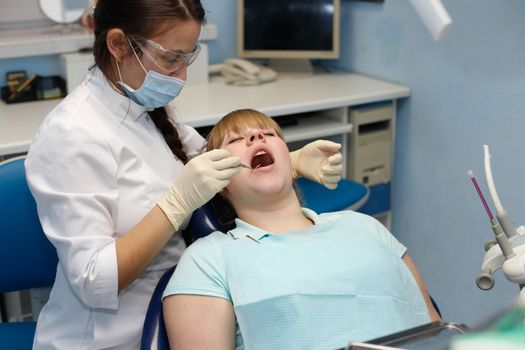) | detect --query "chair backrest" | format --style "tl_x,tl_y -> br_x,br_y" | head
141,204 -> 223,349
295,177 -> 370,213
140,265 -> 175,350
0,157 -> 58,293
182,201 -> 229,244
